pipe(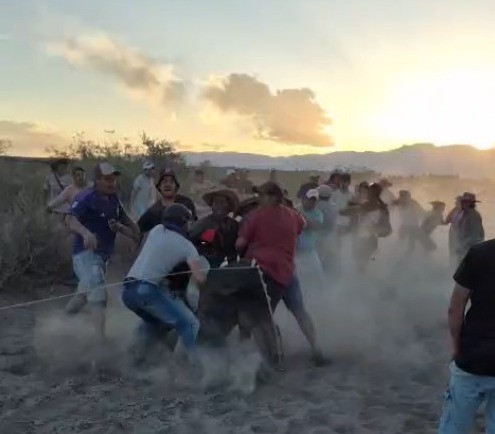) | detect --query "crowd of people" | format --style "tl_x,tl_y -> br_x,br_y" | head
44,158 -> 494,432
